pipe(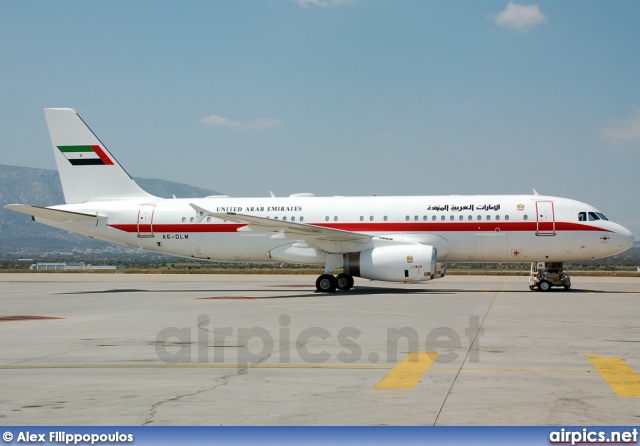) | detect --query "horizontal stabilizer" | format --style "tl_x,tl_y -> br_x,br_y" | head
4,204 -> 102,223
